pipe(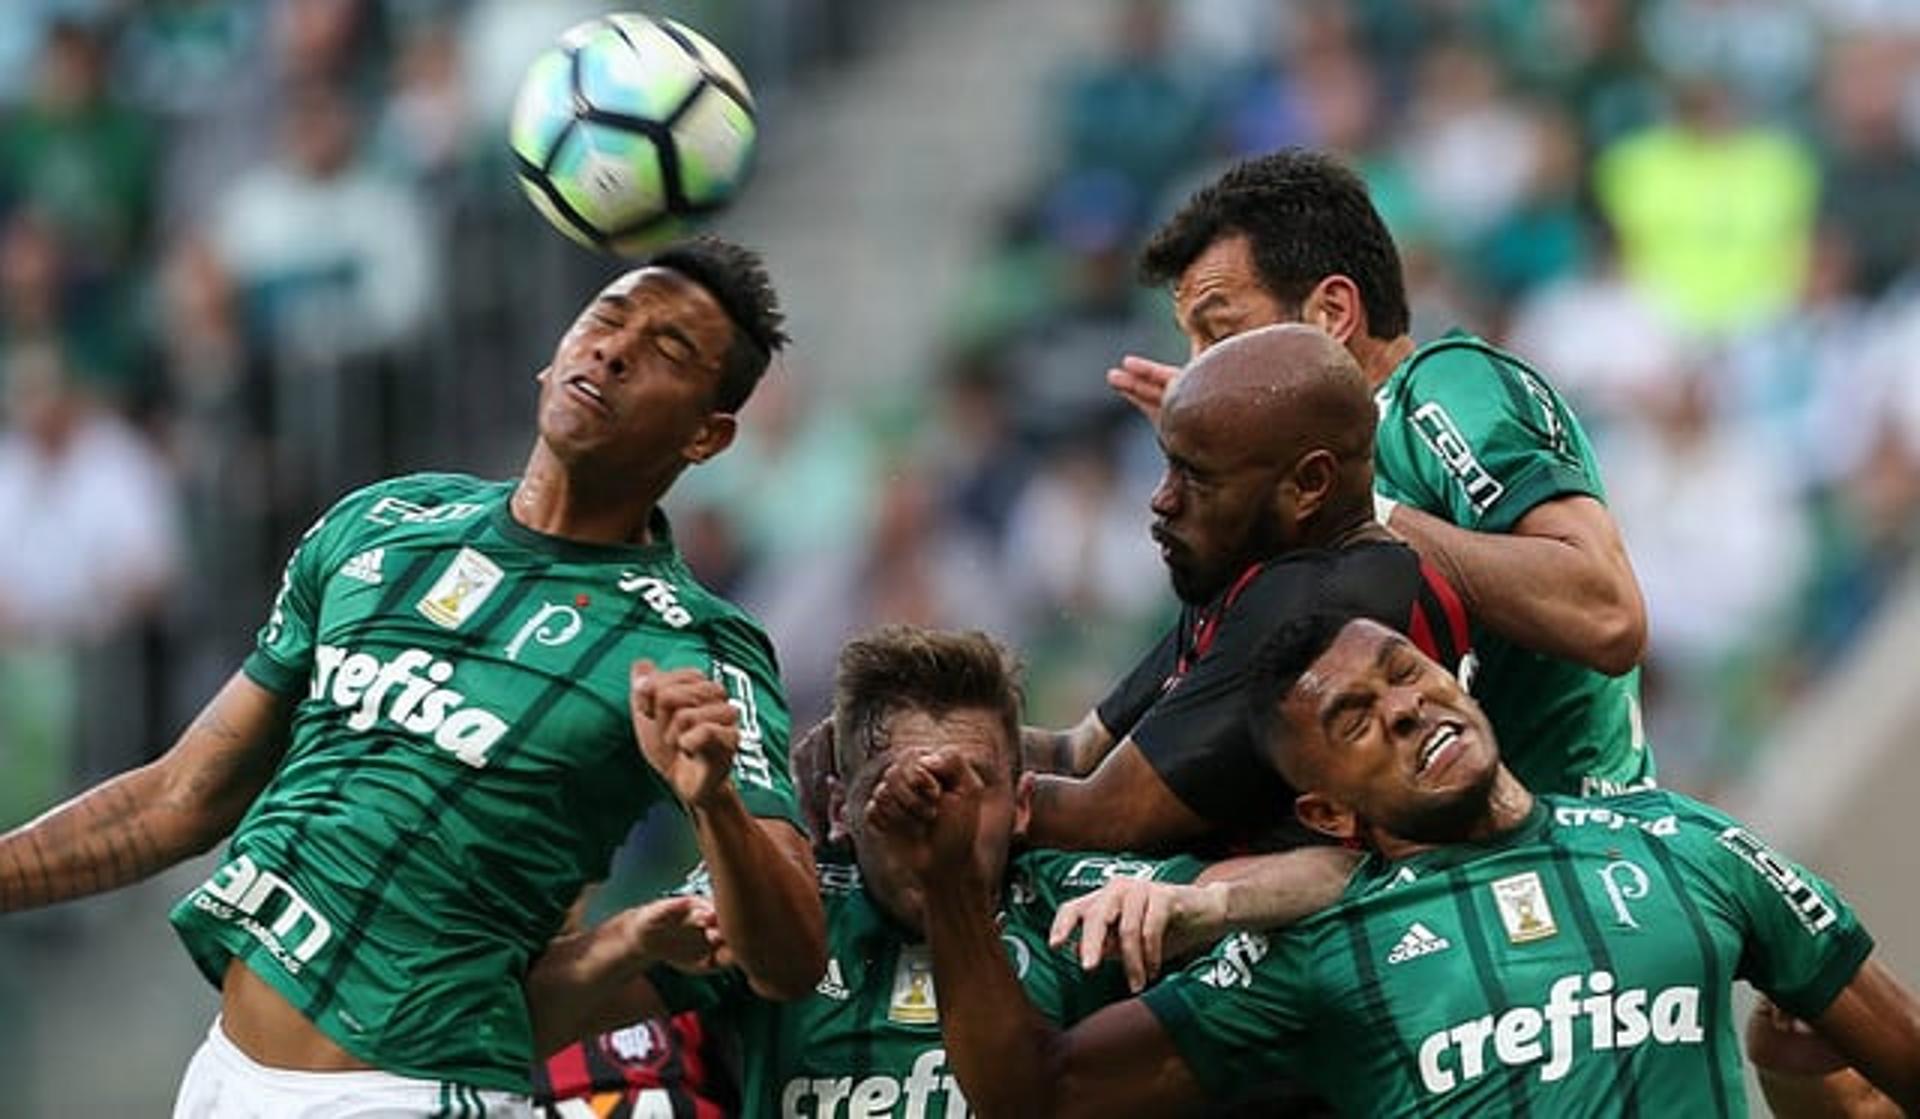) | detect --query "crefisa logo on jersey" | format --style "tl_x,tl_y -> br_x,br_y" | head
1417,970 -> 1702,1095
780,1048 -> 963,1119
310,644 -> 509,767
